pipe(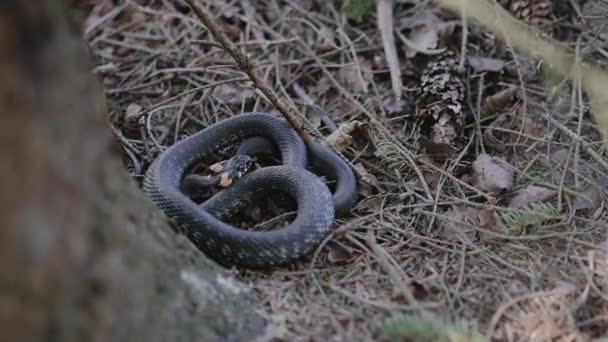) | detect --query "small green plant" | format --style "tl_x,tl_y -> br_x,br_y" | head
383,314 -> 486,342
374,138 -> 409,173
501,202 -> 562,233
346,0 -> 375,21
